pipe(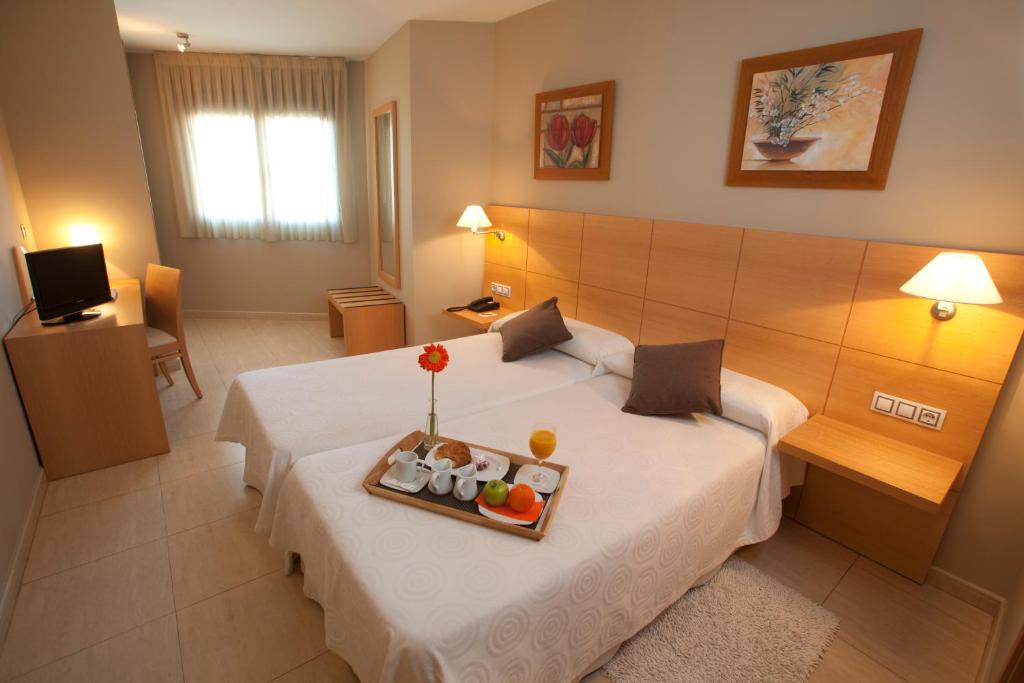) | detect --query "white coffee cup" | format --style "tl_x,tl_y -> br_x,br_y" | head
395,451 -> 419,483
453,464 -> 478,501
429,458 -> 454,495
